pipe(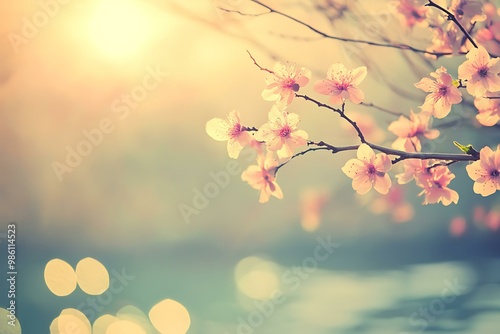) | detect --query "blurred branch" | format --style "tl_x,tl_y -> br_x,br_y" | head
360,102 -> 404,117
425,0 -> 478,48
247,0 -> 455,57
